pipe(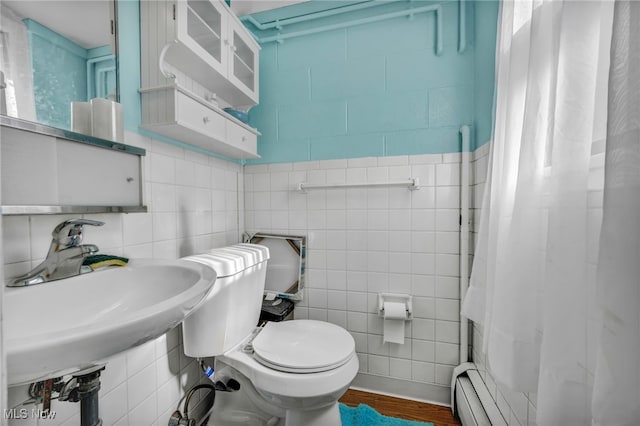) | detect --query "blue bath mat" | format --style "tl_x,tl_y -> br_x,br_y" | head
339,403 -> 435,426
